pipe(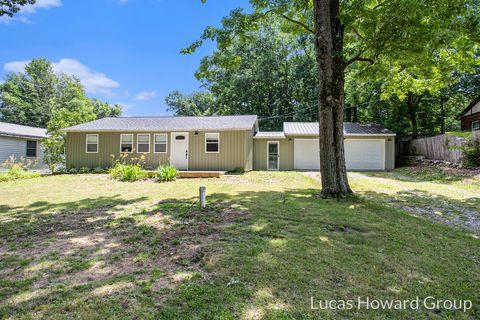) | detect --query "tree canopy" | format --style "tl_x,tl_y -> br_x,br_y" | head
178,0 -> 479,197
0,59 -> 121,129
0,0 -> 35,17
167,18 -> 319,130
0,58 -> 122,172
